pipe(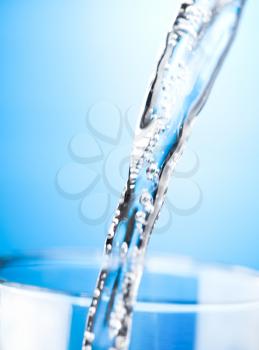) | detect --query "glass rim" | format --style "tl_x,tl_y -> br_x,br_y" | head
1,249 -> 259,313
